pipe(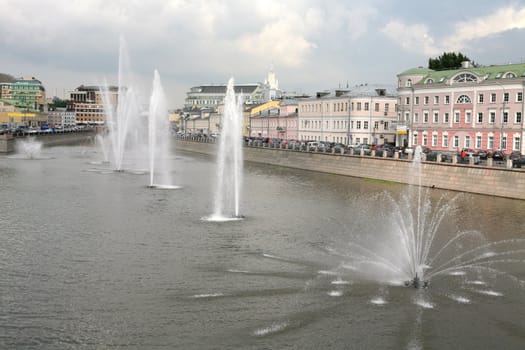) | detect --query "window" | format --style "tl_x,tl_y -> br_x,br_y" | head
466,112 -> 471,123
517,92 -> 523,102
443,134 -> 448,147
514,137 -> 521,151
406,79 -> 412,87
375,103 -> 379,112
384,103 -> 389,112
490,93 -> 496,103
434,96 -> 439,104
424,96 -> 429,105
423,112 -> 429,123
364,102 -> 369,111
364,121 -> 369,129
456,95 -> 472,104
478,94 -> 484,103
414,112 -> 419,123
454,112 -> 460,123
423,134 -> 428,146
374,121 -> 379,130
405,97 -> 410,105
453,135 -> 459,148
453,73 -> 478,83
383,122 -> 389,130
465,135 -> 471,148
477,112 -> 483,123
504,92 -> 509,102
445,95 -> 450,104
490,112 -> 495,123
356,121 -> 361,129
516,112 -> 522,124
414,97 -> 419,105
413,133 -> 418,145
488,135 -> 494,149
432,134 -> 437,147
433,112 -> 439,123
505,72 -> 516,78
426,78 -> 434,84
476,135 -> 482,148
357,102 -> 361,111
503,111 -> 508,124
444,113 -> 449,123
501,136 -> 507,149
